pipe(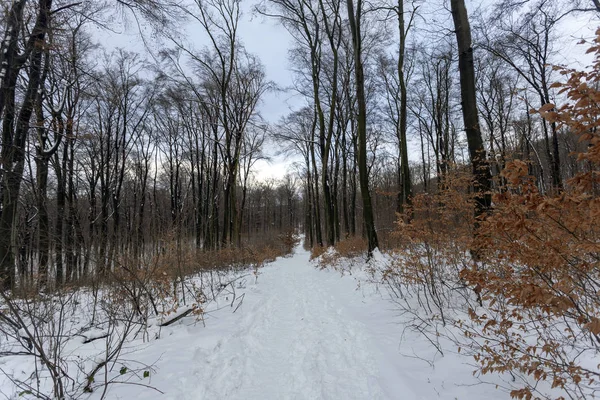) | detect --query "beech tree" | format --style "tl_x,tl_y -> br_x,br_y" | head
377,0 -> 419,213
0,0 -> 54,289
259,0 -> 347,247
347,0 -> 379,254
450,0 -> 492,225
0,0 -> 594,291
481,0 -> 567,190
